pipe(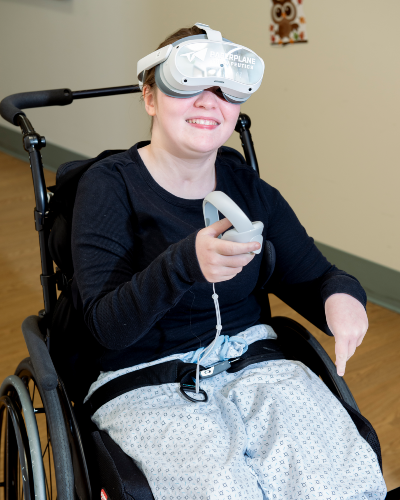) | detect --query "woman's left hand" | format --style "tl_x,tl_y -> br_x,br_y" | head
324,293 -> 368,377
